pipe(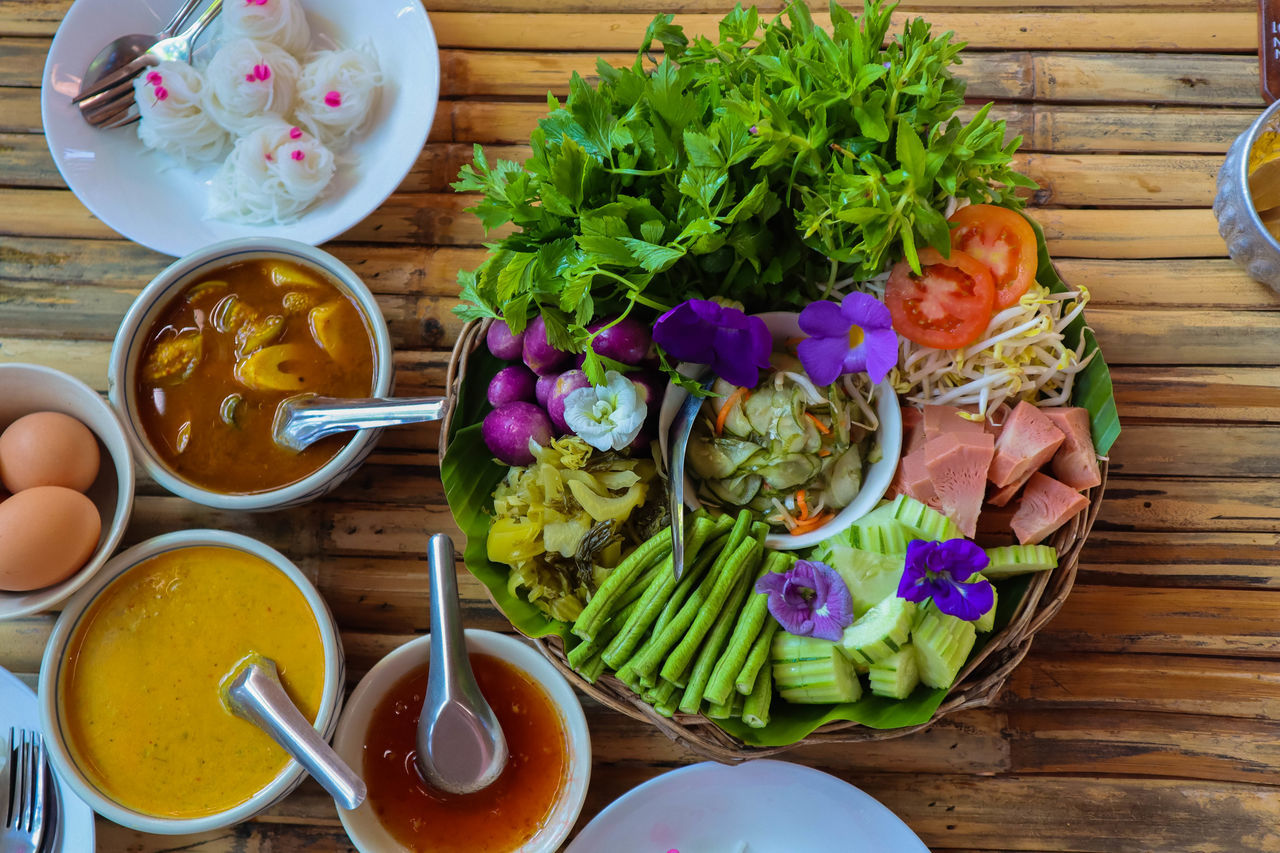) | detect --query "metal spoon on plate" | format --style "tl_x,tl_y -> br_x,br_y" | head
271,394 -> 448,452
415,533 -> 508,794
75,0 -> 203,101
221,654 -> 366,810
